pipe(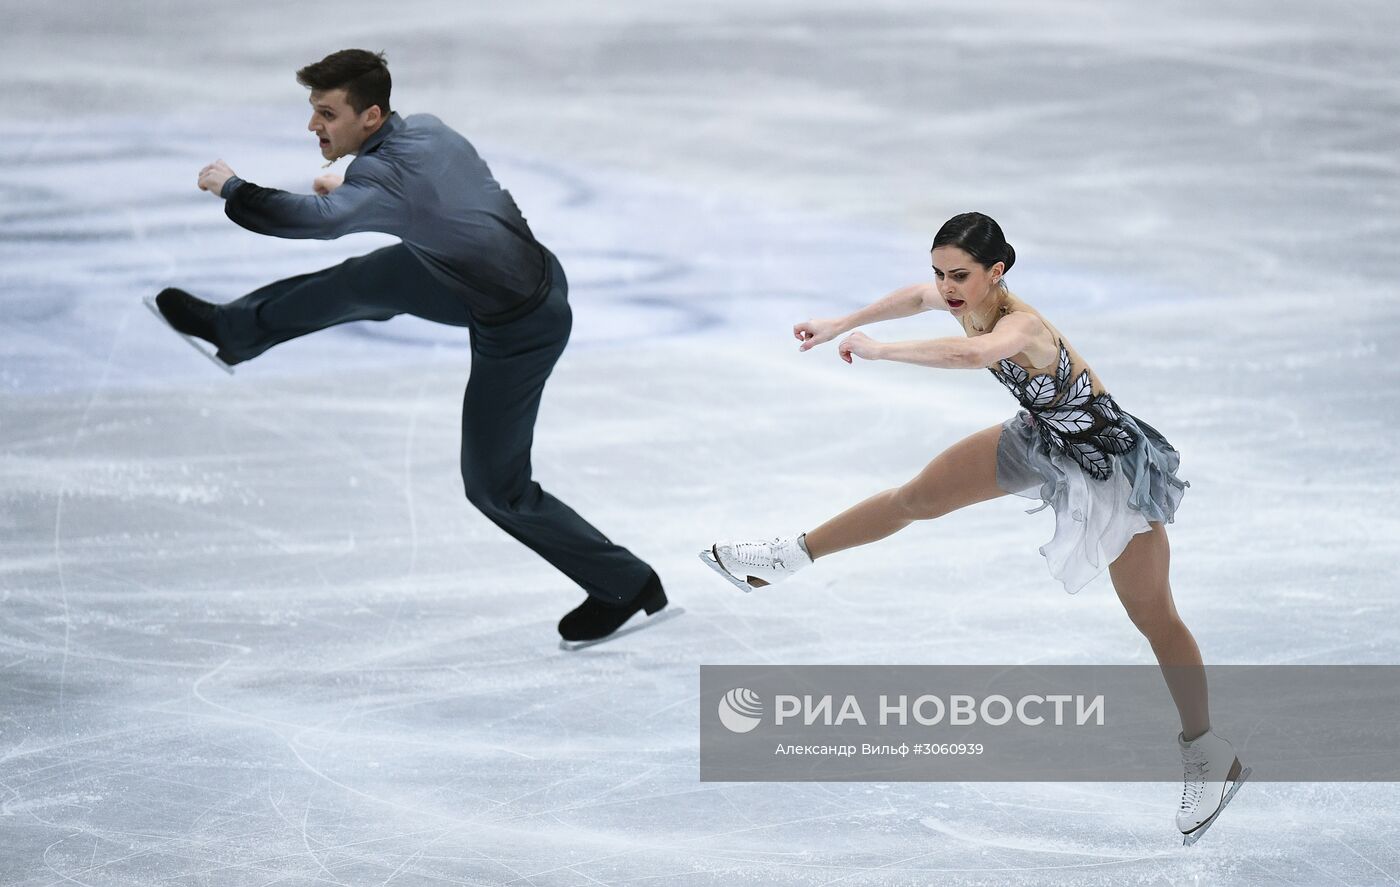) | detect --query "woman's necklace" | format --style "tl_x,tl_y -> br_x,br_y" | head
968,296 -> 1004,333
